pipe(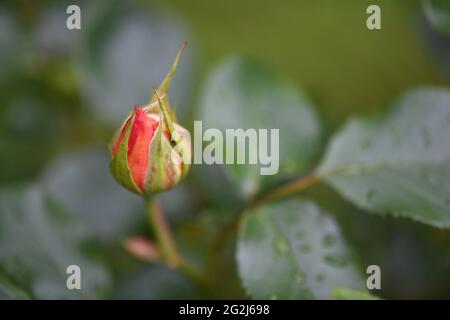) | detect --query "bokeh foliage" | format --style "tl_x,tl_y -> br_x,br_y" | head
0,0 -> 450,299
